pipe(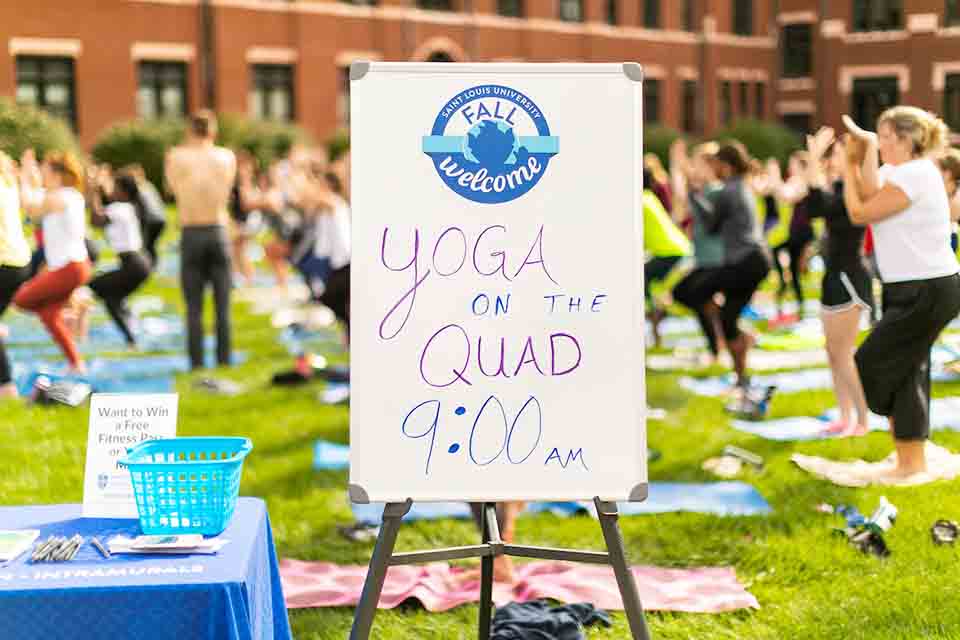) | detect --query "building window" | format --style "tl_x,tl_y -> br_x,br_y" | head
417,0 -> 453,9
643,0 -> 659,28
643,78 -> 660,123
739,82 -> 749,118
733,0 -> 753,35
499,0 -> 524,15
755,82 -> 765,118
852,76 -> 898,130
559,0 -> 583,21
720,81 -> 732,125
944,74 -> 960,133
682,79 -> 697,132
682,0 -> 696,31
782,113 -> 812,136
948,0 -> 960,26
250,64 -> 295,122
852,0 -> 902,32
137,61 -> 187,120
782,24 -> 812,78
605,0 -> 617,25
15,57 -> 77,130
